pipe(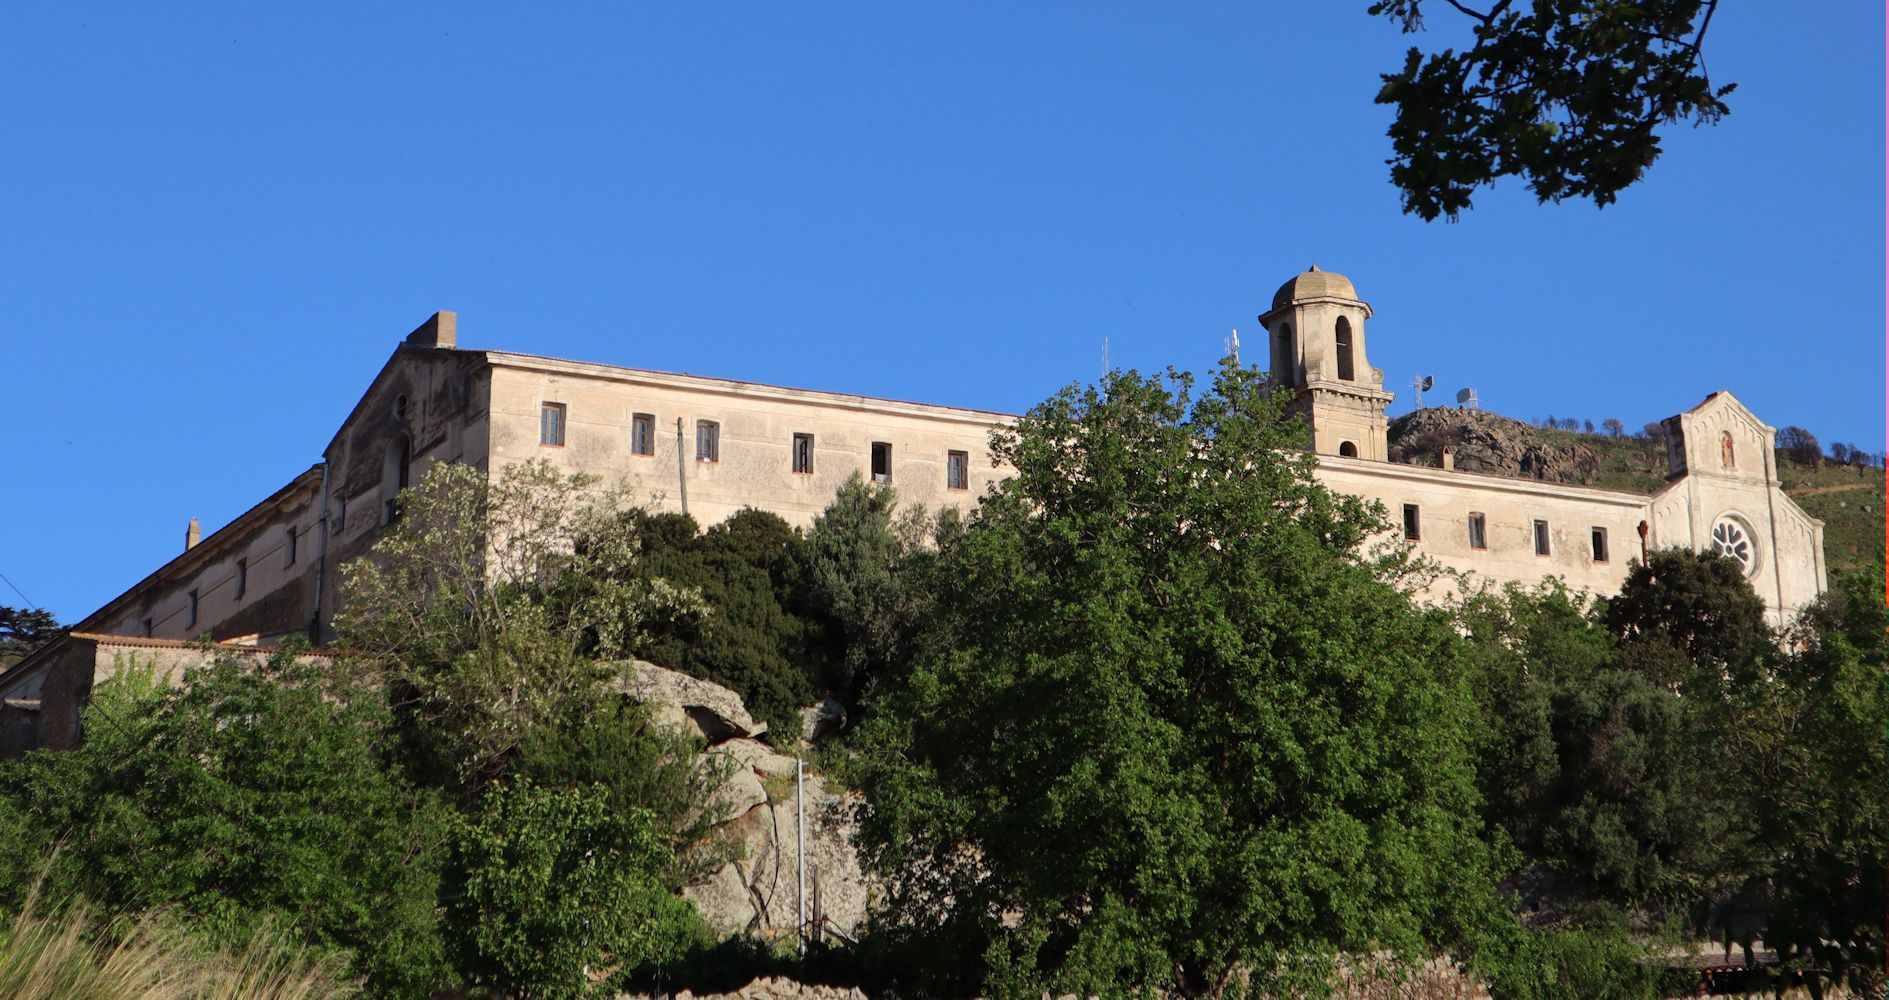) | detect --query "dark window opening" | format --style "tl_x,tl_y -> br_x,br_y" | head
540,403 -> 566,447
235,559 -> 247,600
1591,527 -> 1609,562
631,413 -> 655,456
947,450 -> 969,490
1533,519 -> 1551,556
793,433 -> 815,474
187,590 -> 199,630
1338,440 -> 1359,458
1402,504 -> 1421,541
871,442 -> 892,484
1467,513 -> 1487,550
283,528 -> 297,568
1275,324 -> 1295,386
696,421 -> 719,462
143,617 -> 154,638
1335,317 -> 1355,381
